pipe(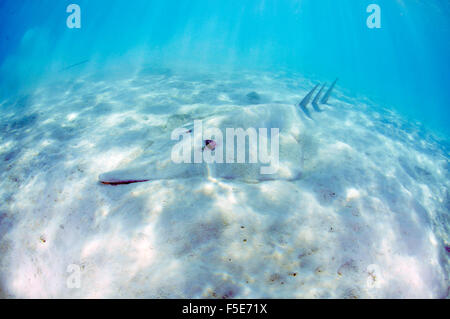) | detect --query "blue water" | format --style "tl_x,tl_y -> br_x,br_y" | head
0,0 -> 449,136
